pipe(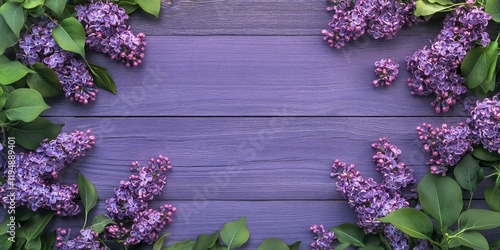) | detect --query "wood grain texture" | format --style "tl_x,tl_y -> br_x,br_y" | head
44,36 -> 468,117
127,0 -> 444,36
46,116 -> 487,202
